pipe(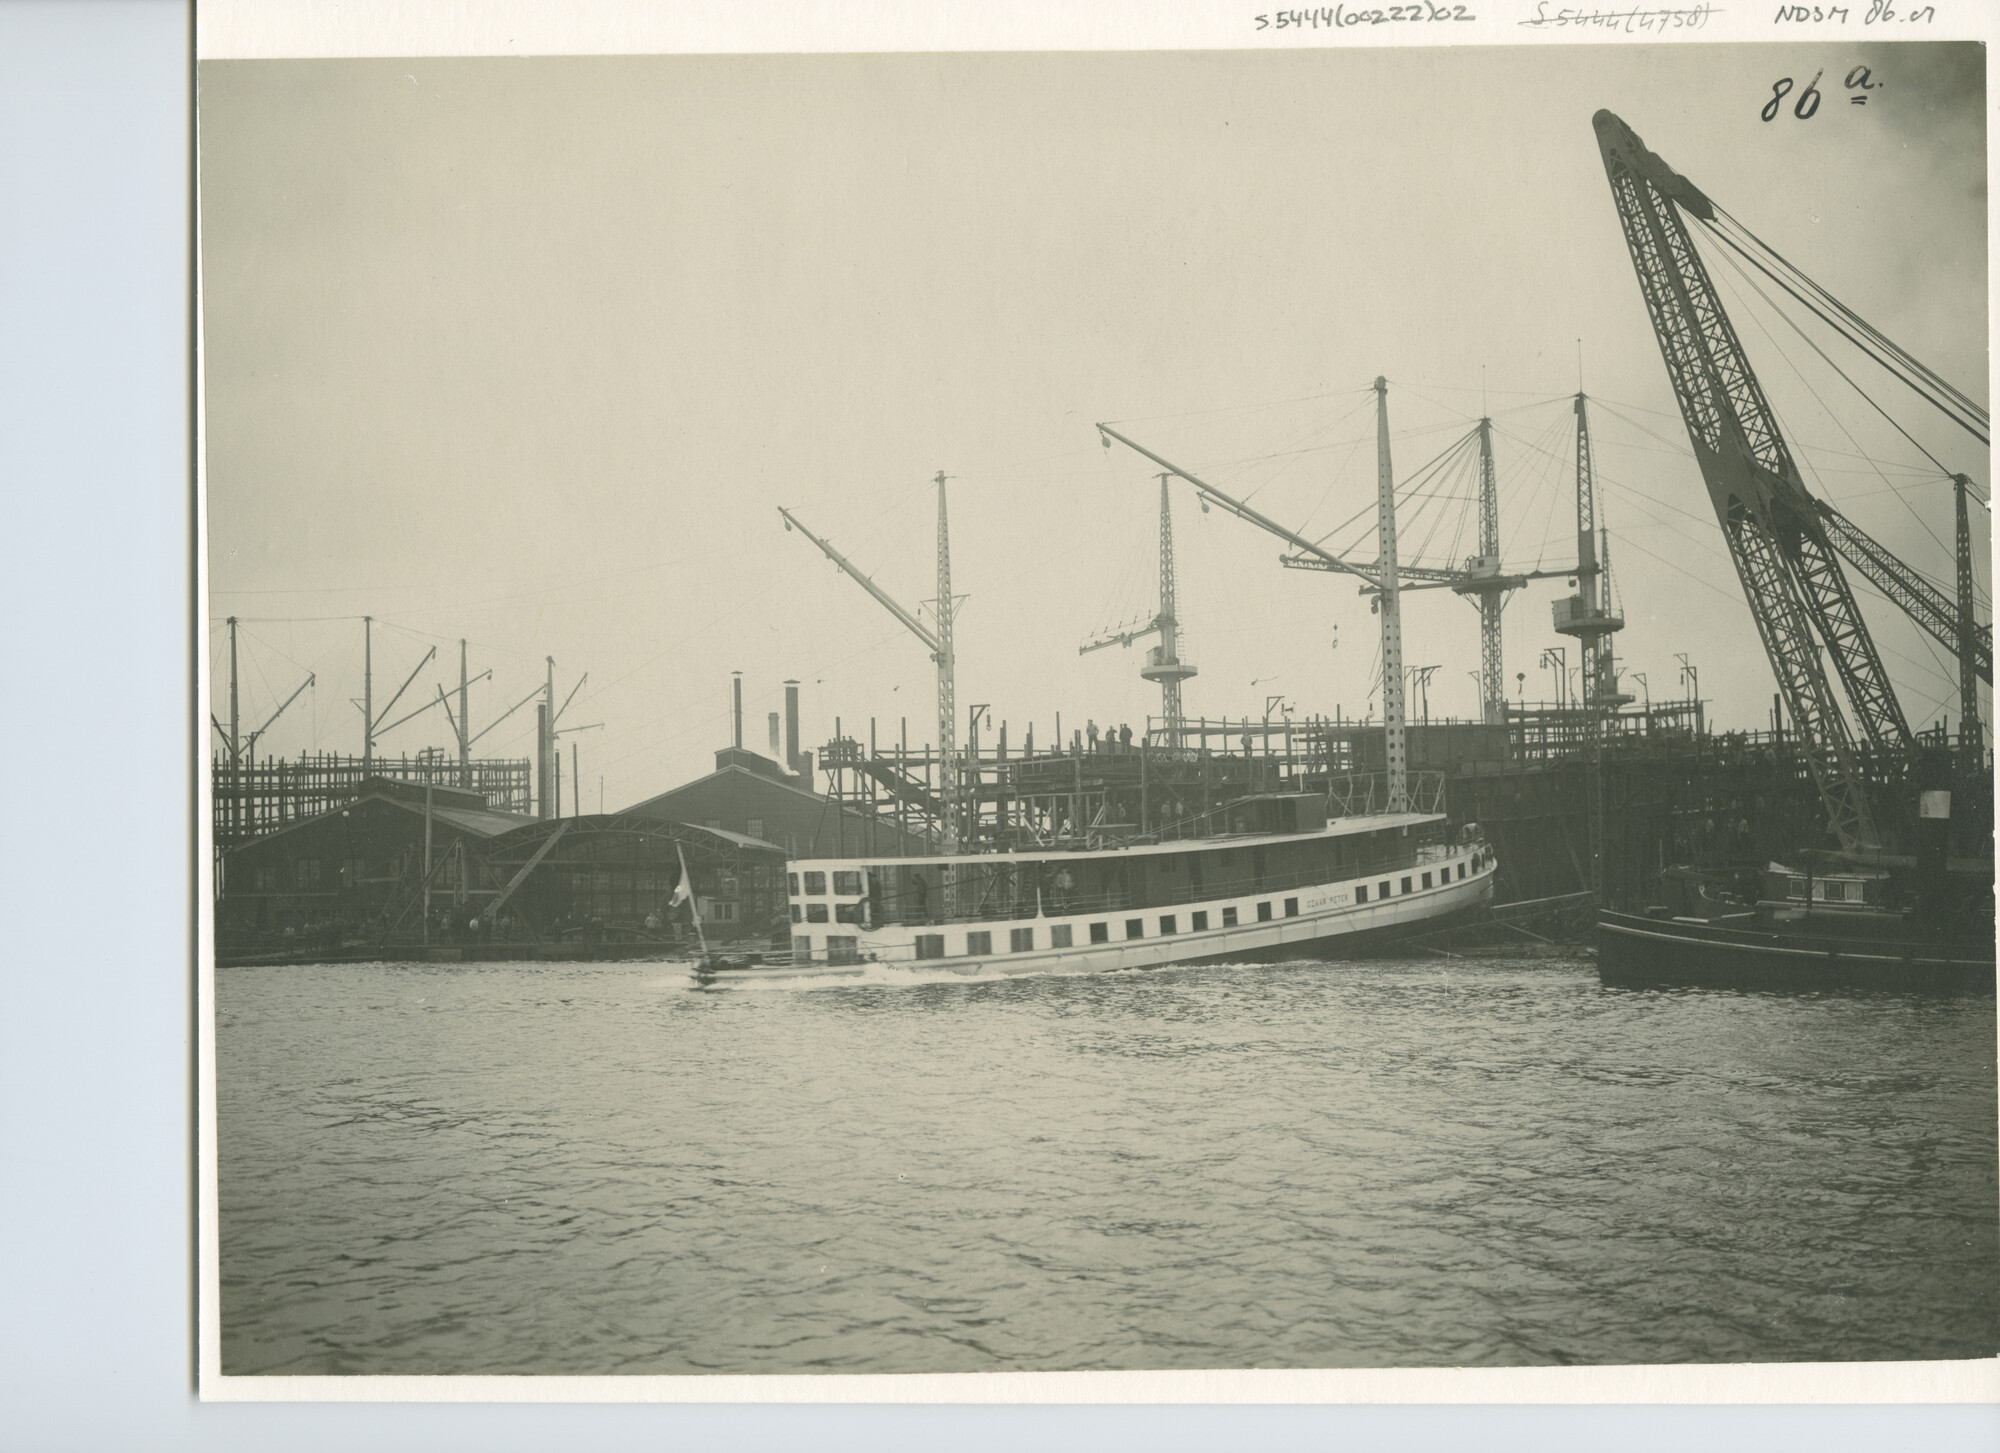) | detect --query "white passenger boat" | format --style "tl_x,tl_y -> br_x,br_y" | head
719,793 -> 1494,979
